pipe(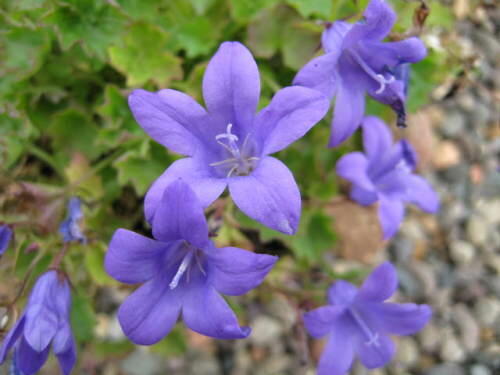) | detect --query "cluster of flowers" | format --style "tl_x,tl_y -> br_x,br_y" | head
0,1 -> 439,374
